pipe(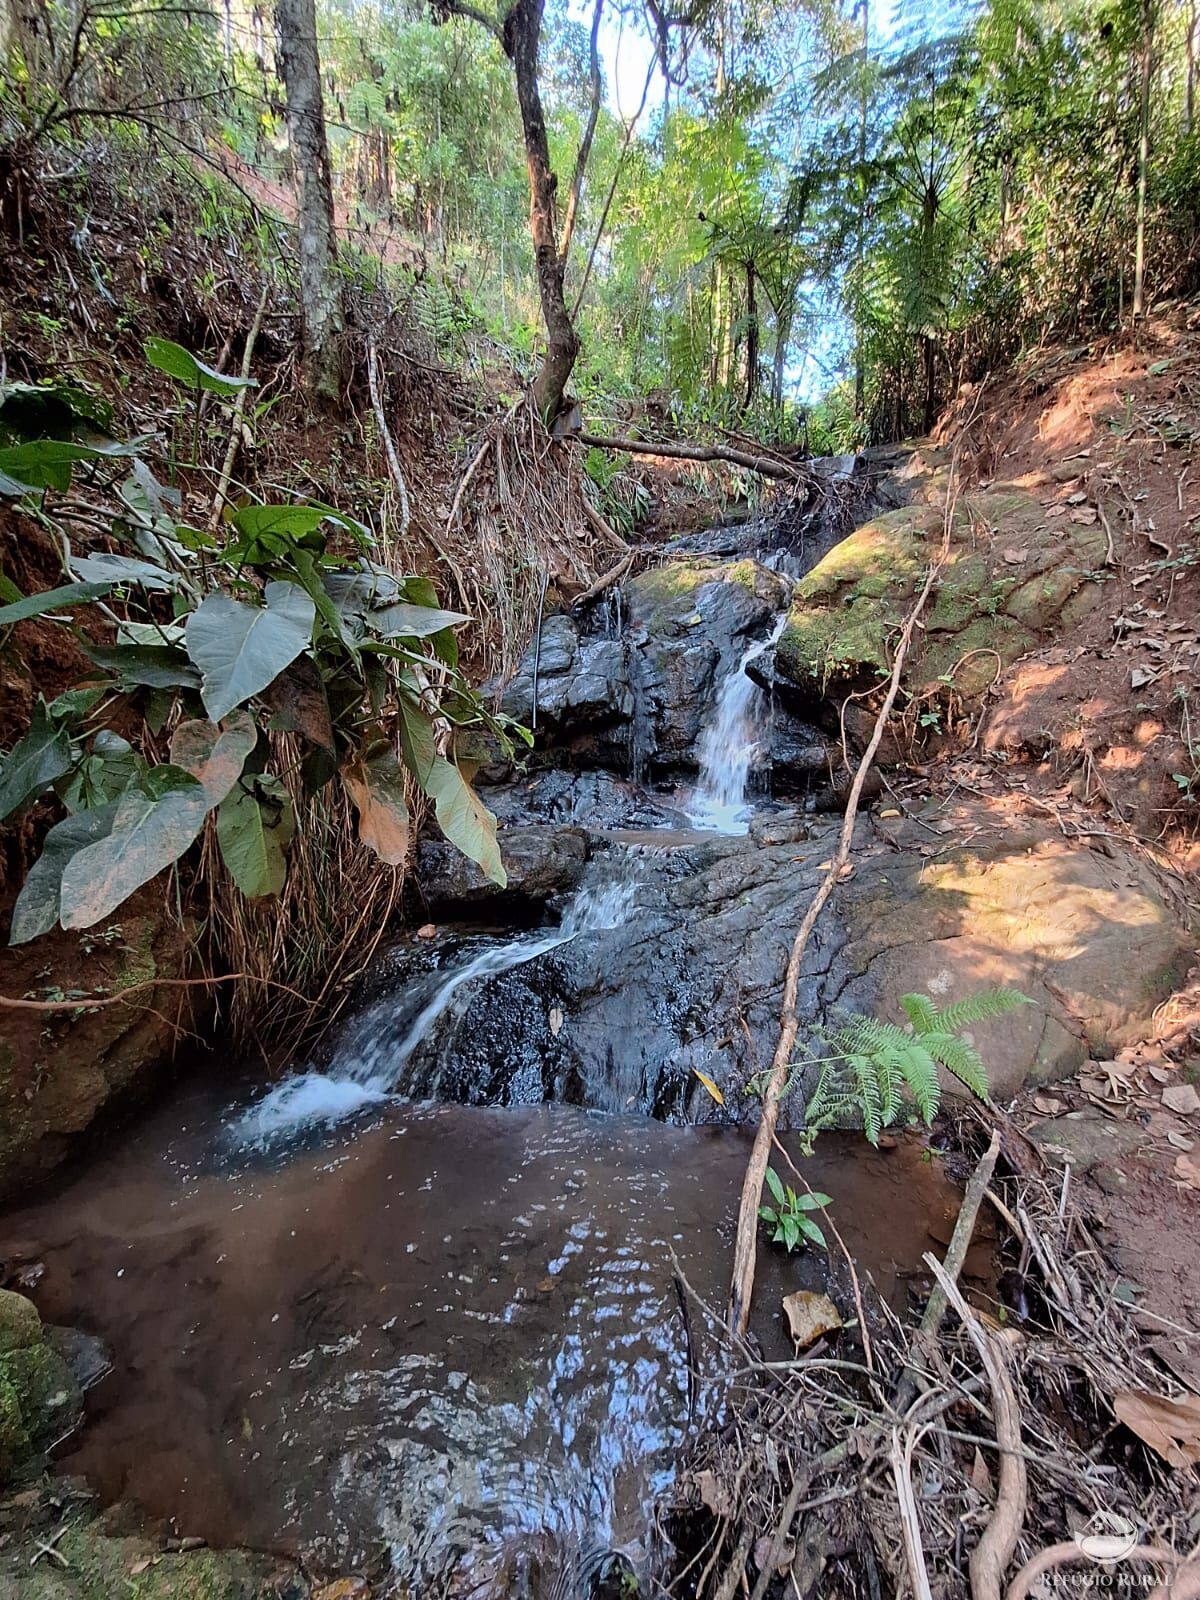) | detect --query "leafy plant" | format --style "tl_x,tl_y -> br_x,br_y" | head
802,988 -> 1032,1145
758,1166 -> 831,1252
0,356 -> 527,942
